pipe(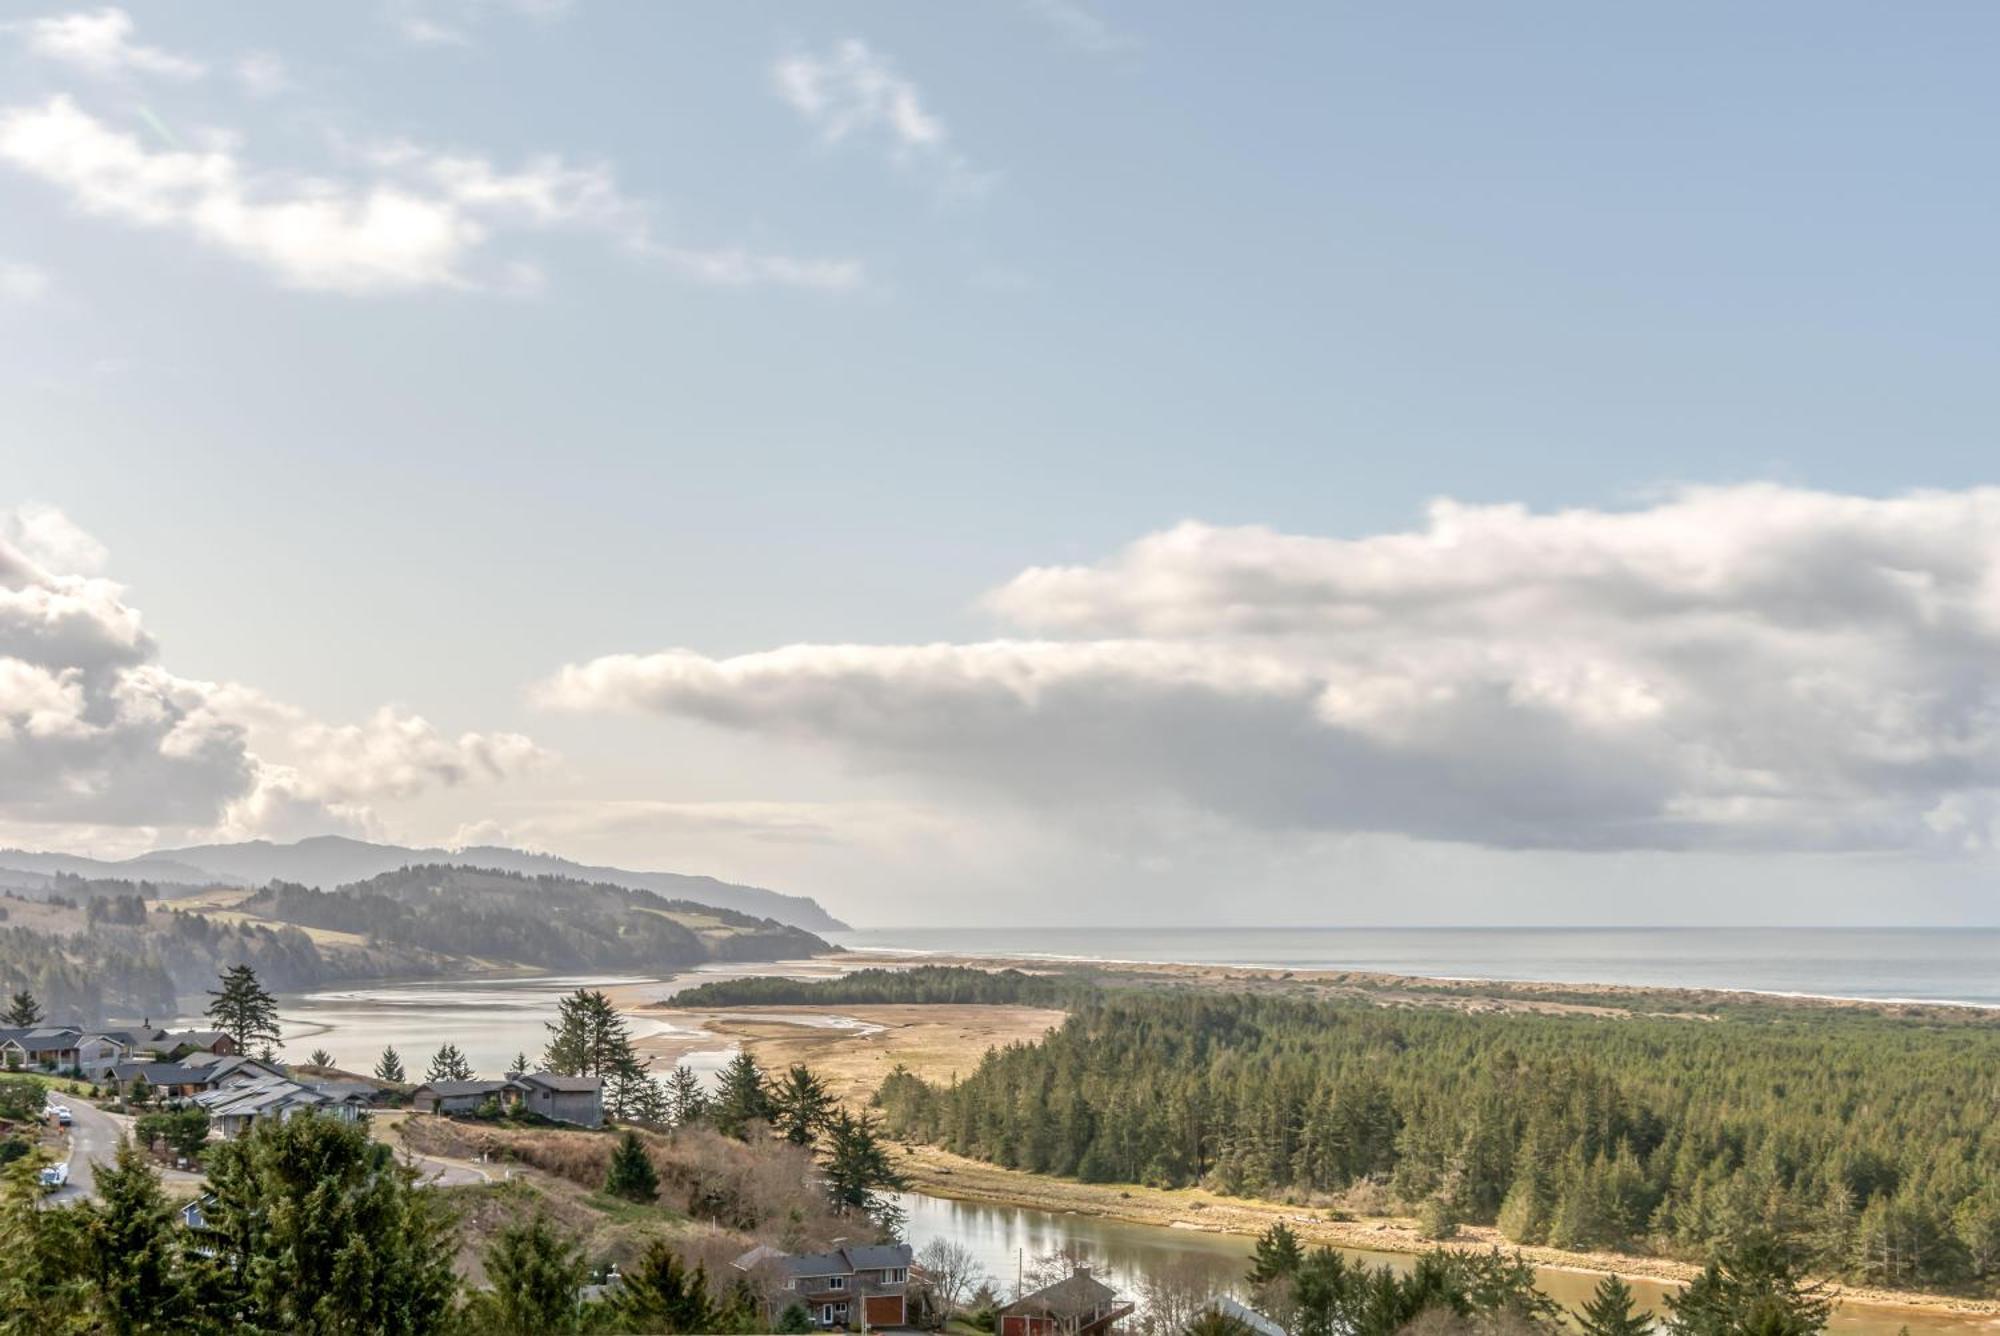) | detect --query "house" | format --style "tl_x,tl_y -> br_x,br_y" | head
410,1072 -> 604,1128
108,1053 -> 285,1098
157,1030 -> 237,1059
192,1074 -> 356,1138
505,1071 -> 603,1128
1182,1297 -> 1285,1336
739,1241 -> 916,1330
410,1079 -> 512,1116
999,1269 -> 1132,1336
309,1079 -> 381,1113
0,1027 -> 82,1071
